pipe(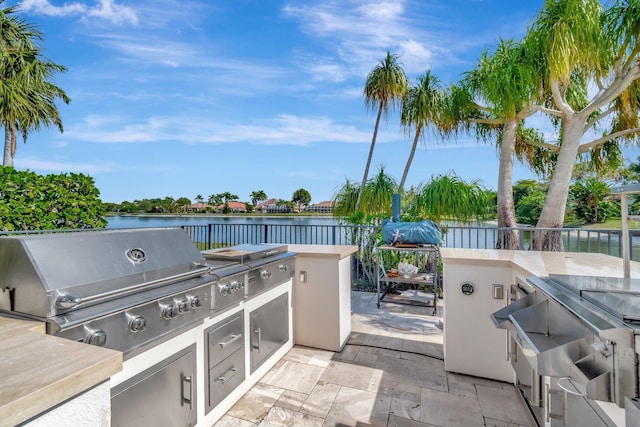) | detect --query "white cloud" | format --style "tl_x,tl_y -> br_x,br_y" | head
283,0 -> 448,77
306,62 -> 346,82
63,113 -> 372,146
19,0 -> 138,25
